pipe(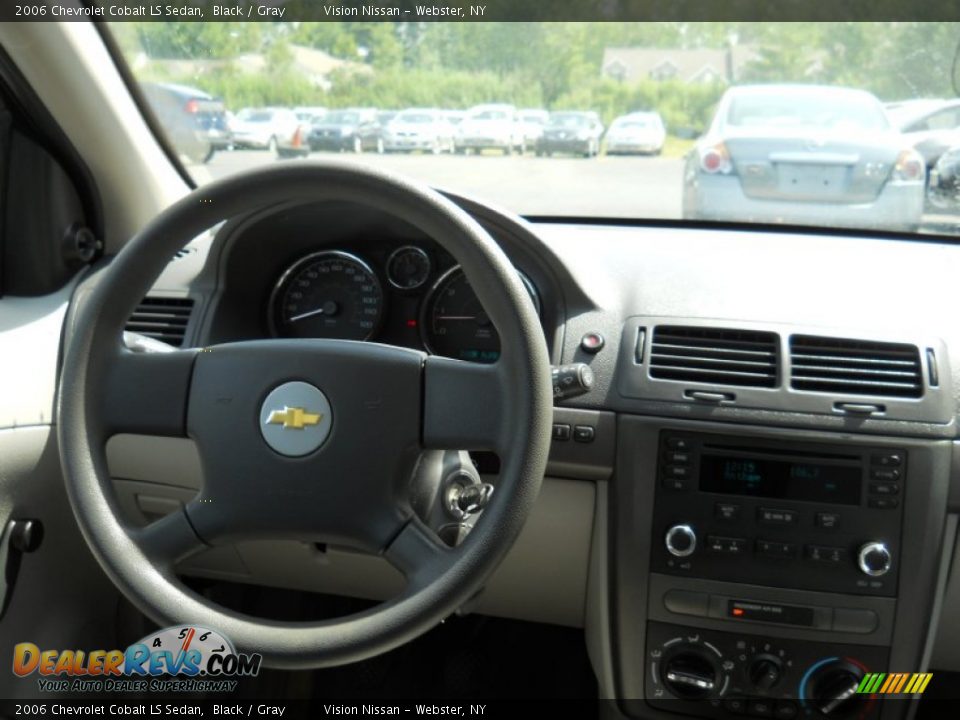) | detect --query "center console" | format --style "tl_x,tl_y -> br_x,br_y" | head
613,416 -> 953,720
